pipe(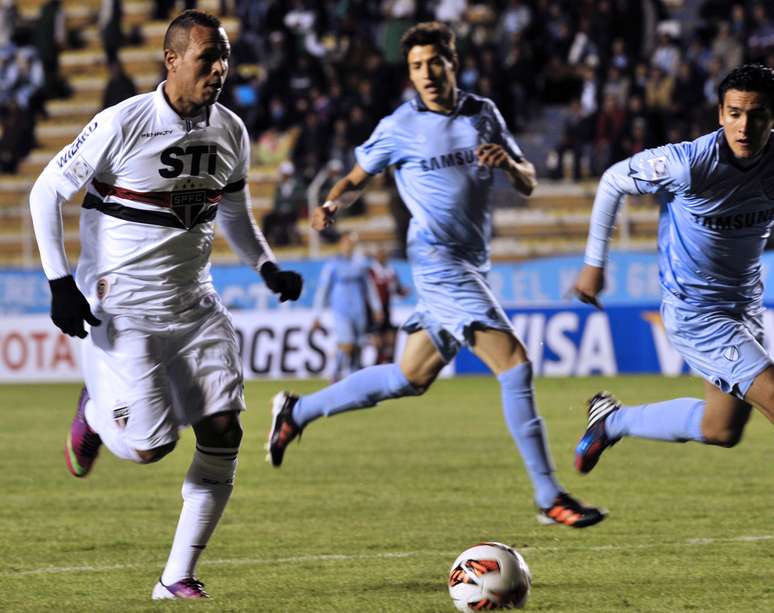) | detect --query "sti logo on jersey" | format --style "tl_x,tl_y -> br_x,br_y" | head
159,145 -> 218,178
